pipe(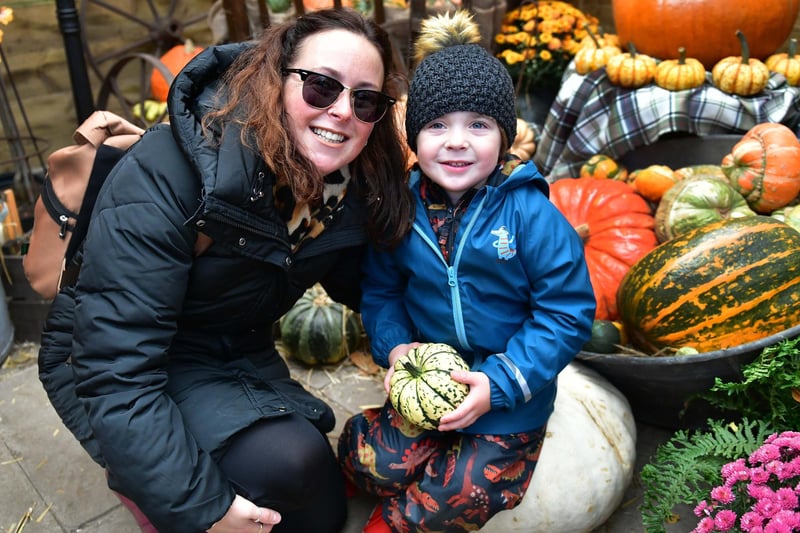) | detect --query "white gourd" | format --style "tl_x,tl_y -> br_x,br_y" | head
481,362 -> 637,532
